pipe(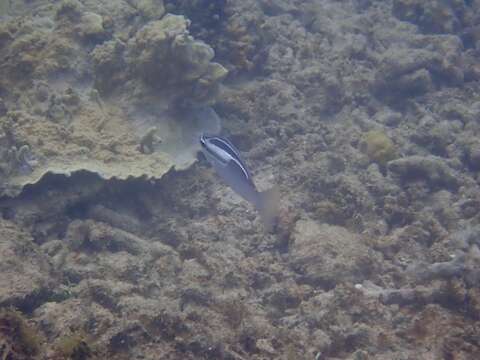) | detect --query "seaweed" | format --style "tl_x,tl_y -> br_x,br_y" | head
0,308 -> 41,359
55,332 -> 92,360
